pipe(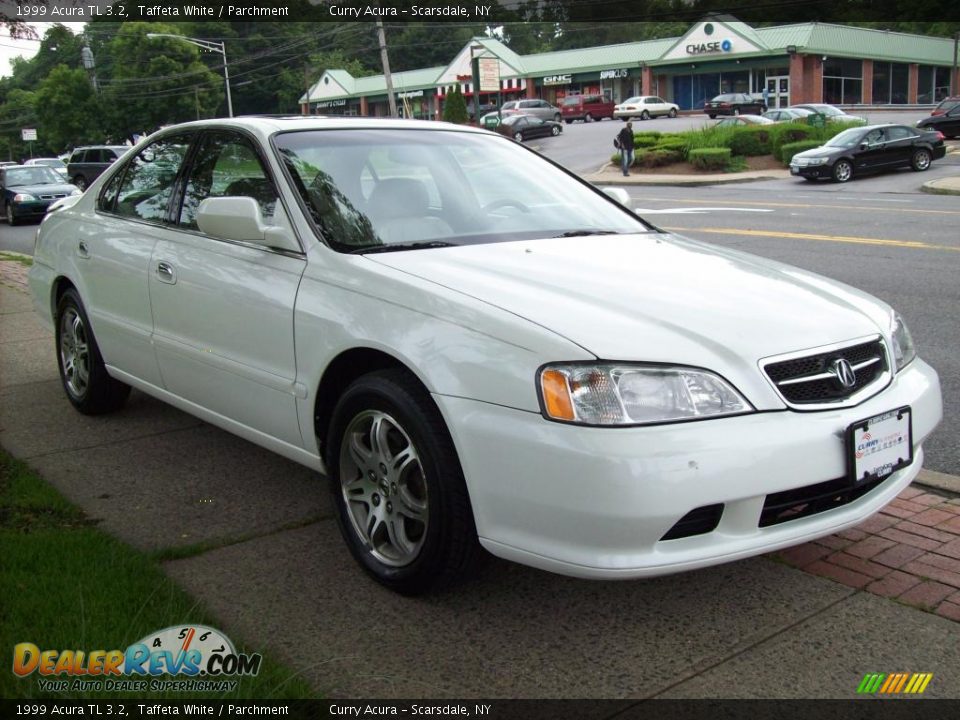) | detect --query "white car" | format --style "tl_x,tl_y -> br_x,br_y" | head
29,117 -> 942,595
23,157 -> 69,180
615,96 -> 679,120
